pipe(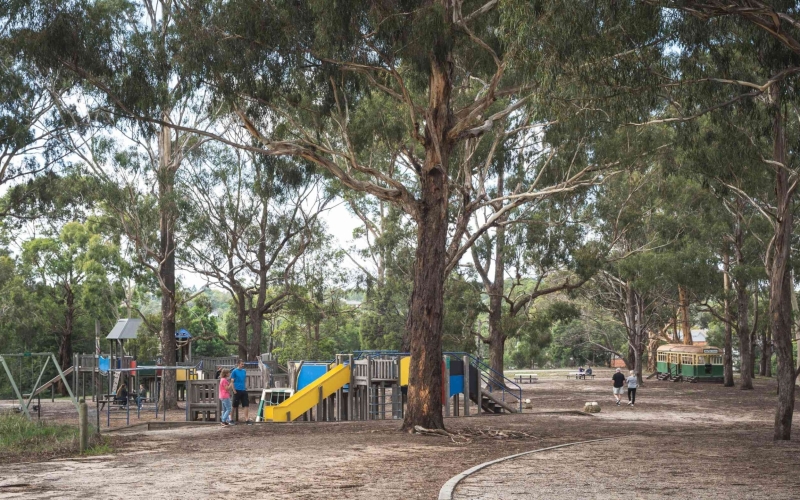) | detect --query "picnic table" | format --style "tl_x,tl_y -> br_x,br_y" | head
99,394 -> 133,411
567,371 -> 595,380
514,374 -> 538,384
